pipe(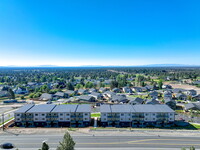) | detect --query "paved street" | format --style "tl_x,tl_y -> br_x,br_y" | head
0,134 -> 200,150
